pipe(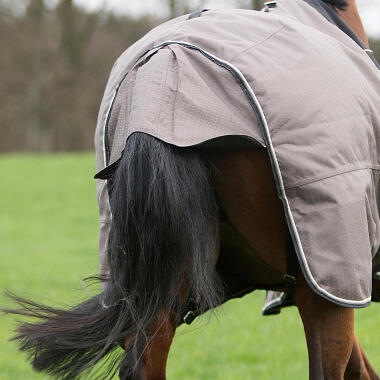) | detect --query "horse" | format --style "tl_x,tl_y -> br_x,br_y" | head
3,0 -> 379,379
